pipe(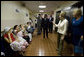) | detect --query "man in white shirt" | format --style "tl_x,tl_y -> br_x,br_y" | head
53,11 -> 68,56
